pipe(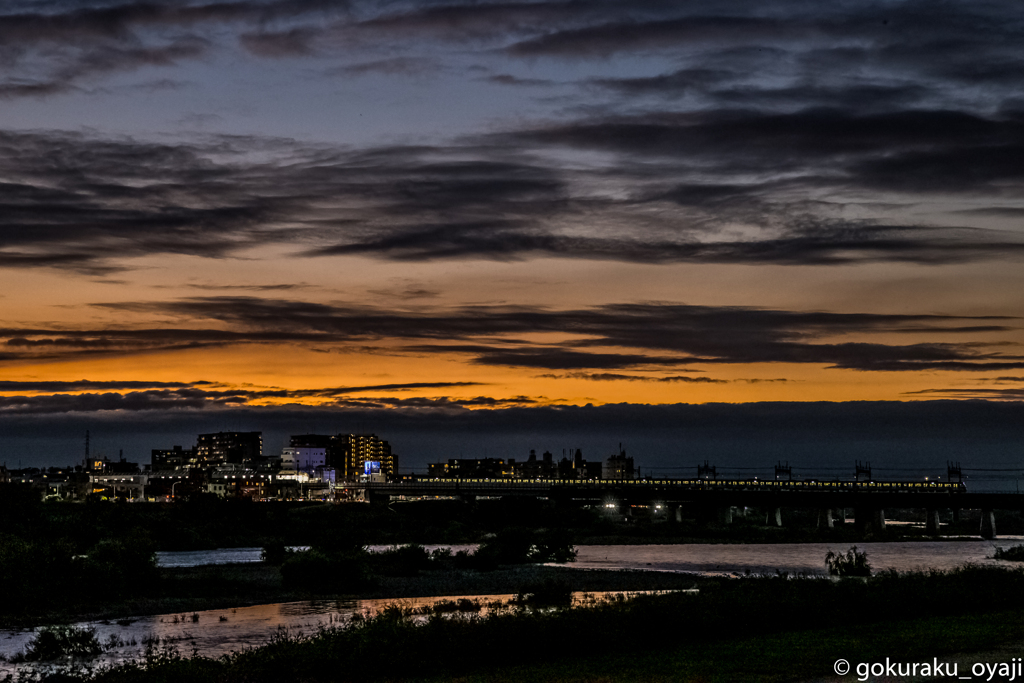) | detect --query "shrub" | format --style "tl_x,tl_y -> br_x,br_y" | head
260,542 -> 291,566
528,529 -> 578,563
280,549 -> 371,591
79,535 -> 159,594
13,625 -> 102,662
513,579 -> 574,607
994,545 -> 1024,561
473,528 -> 535,567
371,544 -> 433,577
825,546 -> 872,577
